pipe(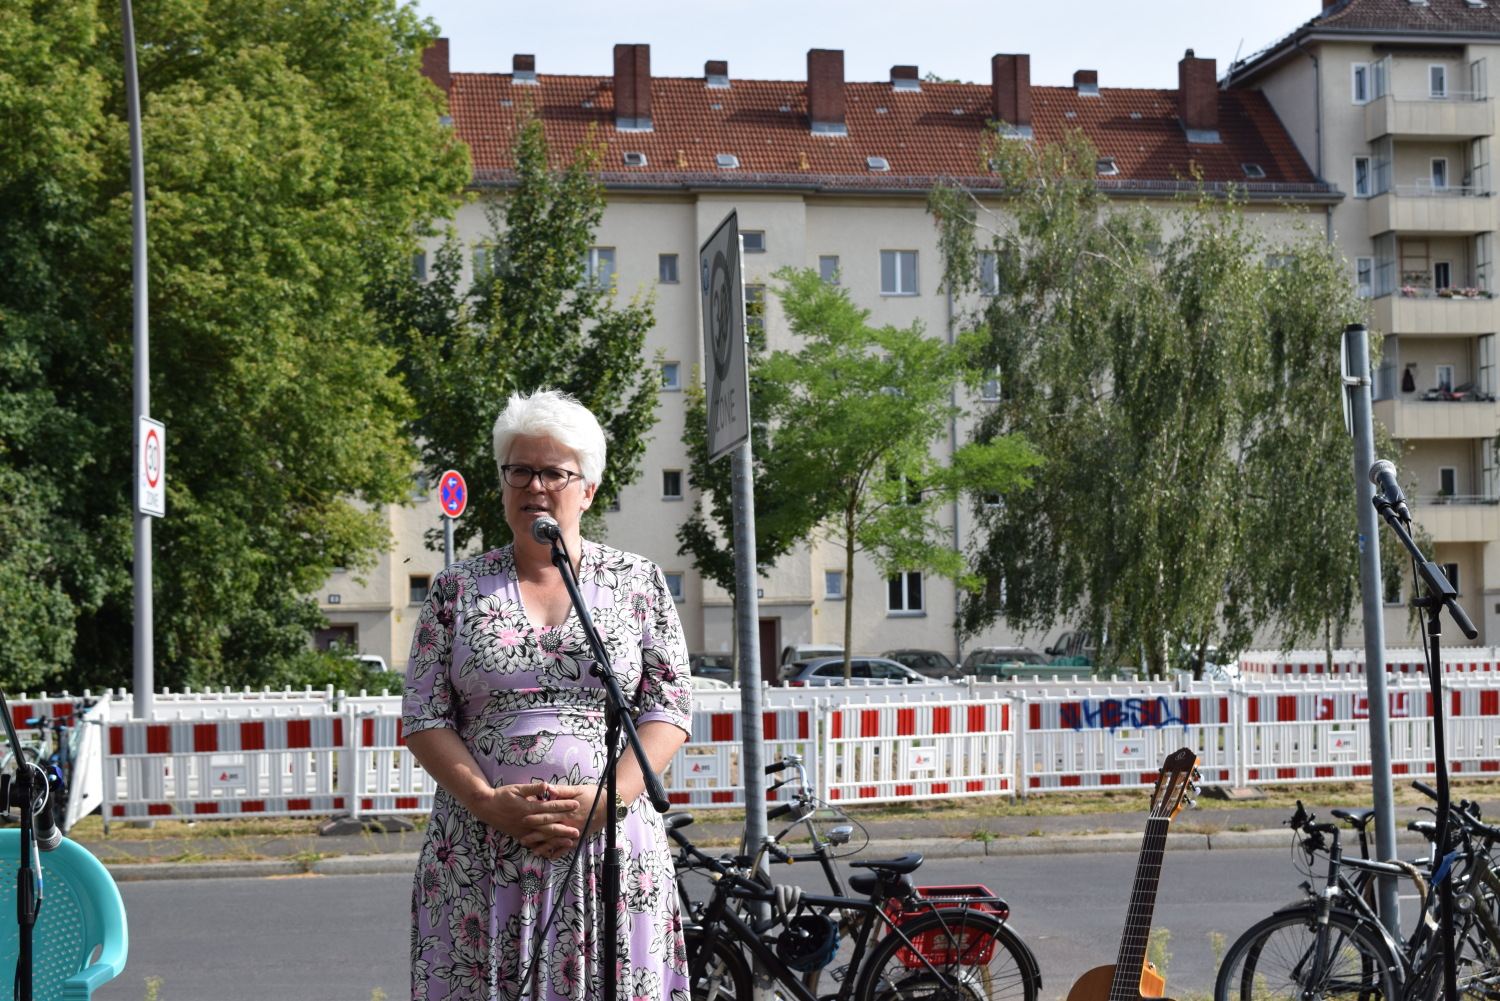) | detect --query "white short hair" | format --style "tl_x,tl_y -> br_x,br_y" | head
492,389 -> 607,487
